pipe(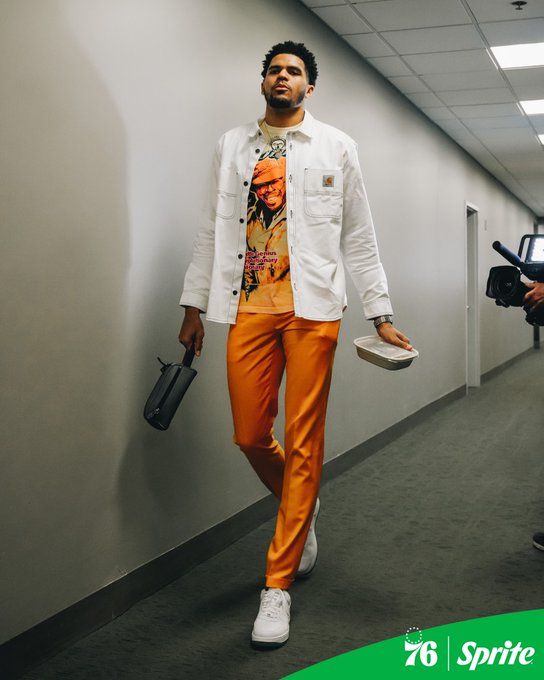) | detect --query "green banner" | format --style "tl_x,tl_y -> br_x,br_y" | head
283,609 -> 544,678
